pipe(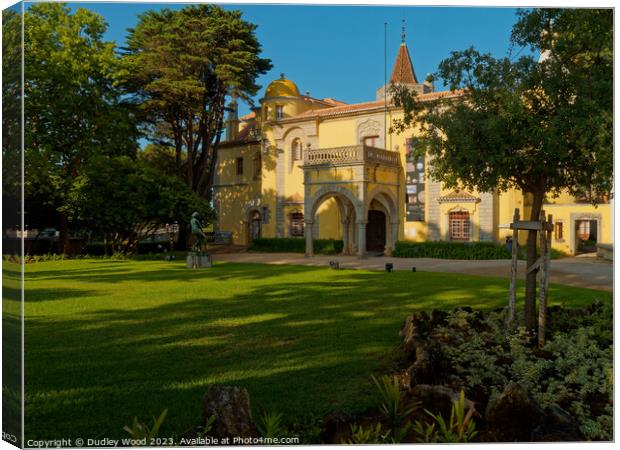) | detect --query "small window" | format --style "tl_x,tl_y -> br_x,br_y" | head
236,157 -> 244,175
555,221 -> 564,241
291,138 -> 303,161
449,211 -> 470,241
289,212 -> 304,237
363,135 -> 379,147
275,106 -> 284,120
